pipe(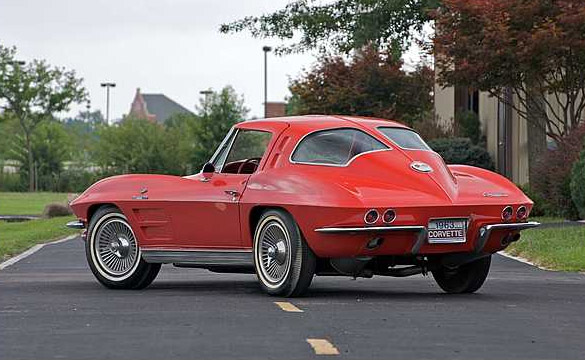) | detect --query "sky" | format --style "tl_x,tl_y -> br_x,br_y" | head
0,0 -> 425,121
